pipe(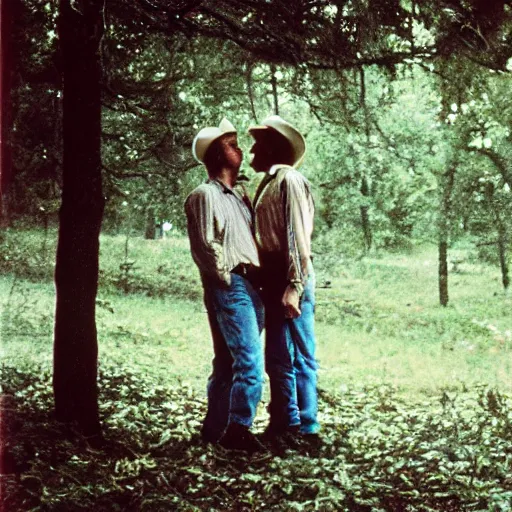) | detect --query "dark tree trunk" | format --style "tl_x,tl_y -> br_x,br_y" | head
497,229 -> 509,290
0,0 -> 13,227
438,240 -> 449,306
360,175 -> 372,253
359,67 -> 373,254
492,202 -> 510,291
246,62 -> 258,123
438,164 -> 456,307
53,0 -> 105,436
270,64 -> 279,116
145,207 -> 156,240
